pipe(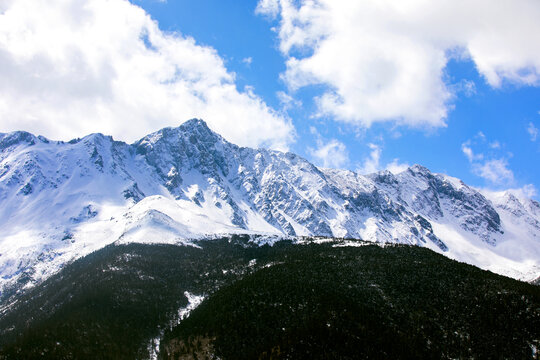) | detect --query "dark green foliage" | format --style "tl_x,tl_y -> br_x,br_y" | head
0,238 -> 538,360
160,244 -> 540,360
0,236 -> 268,359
